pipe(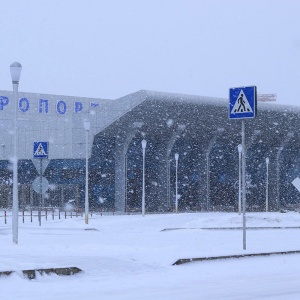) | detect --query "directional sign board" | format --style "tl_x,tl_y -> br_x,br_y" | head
229,86 -> 257,119
33,142 -> 49,159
